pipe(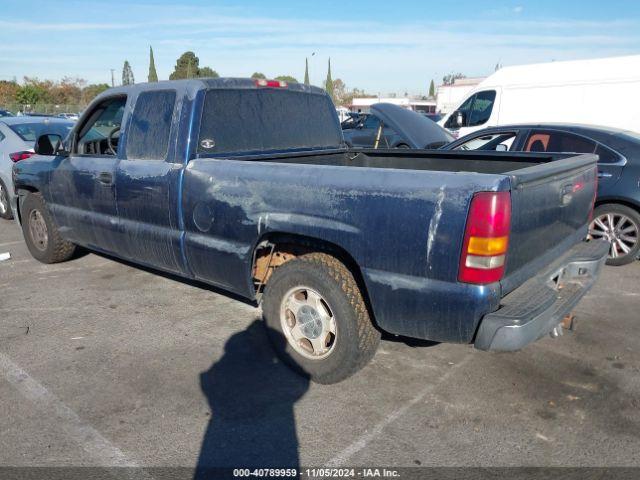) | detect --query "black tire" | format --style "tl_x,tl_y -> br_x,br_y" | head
0,178 -> 13,220
262,252 -> 381,384
590,203 -> 640,266
396,143 -> 410,149
20,192 -> 76,264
